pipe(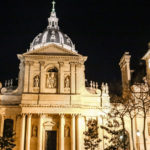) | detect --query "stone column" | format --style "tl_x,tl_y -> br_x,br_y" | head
23,61 -> 30,92
37,115 -> 43,150
20,114 -> 26,150
70,63 -> 75,94
59,62 -> 64,93
26,114 -> 32,150
59,114 -> 65,150
76,115 -> 82,150
39,61 -> 45,93
71,115 -> 76,150
0,115 -> 4,137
